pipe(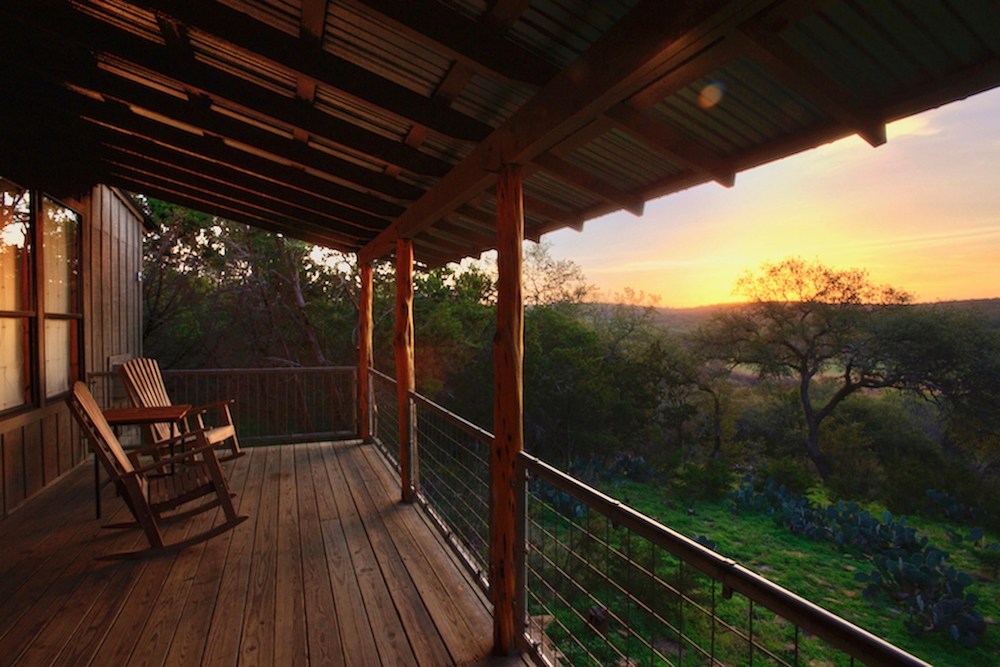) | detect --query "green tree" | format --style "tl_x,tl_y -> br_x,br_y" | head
697,258 -> 929,479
